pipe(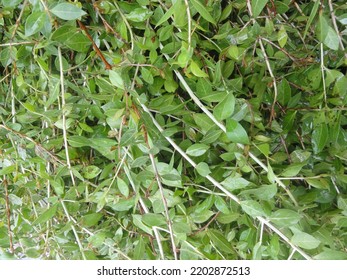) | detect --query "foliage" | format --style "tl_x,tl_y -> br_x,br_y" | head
0,0 -> 347,260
